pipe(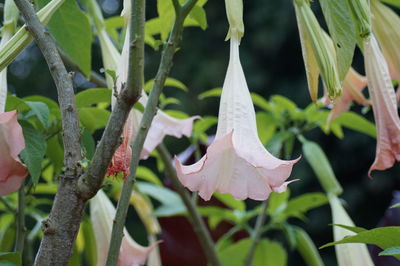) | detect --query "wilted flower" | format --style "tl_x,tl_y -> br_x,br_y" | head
364,34 -> 400,175
0,110 -> 28,196
324,68 -> 370,122
175,36 -> 299,201
90,190 -> 158,266
328,194 -> 374,266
